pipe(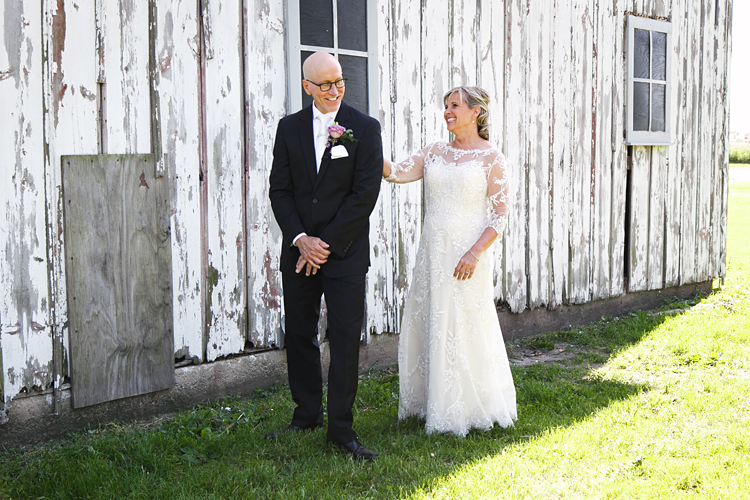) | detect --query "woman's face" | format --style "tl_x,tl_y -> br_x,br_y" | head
444,91 -> 478,134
